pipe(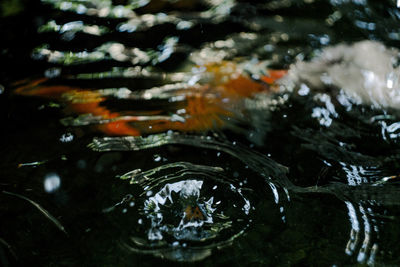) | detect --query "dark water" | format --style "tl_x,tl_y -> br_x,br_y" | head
1,0 -> 400,266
